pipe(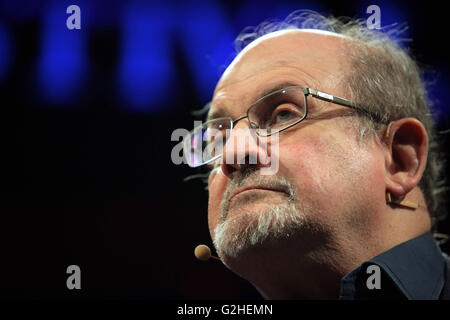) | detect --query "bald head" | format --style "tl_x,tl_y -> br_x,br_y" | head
213,30 -> 353,117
